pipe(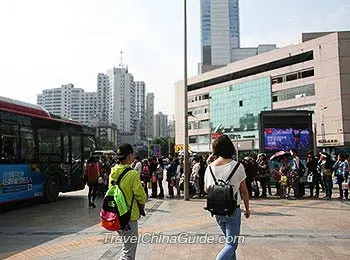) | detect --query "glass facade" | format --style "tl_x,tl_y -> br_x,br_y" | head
201,0 -> 240,65
201,0 -> 211,46
210,77 -> 272,140
228,0 -> 240,47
